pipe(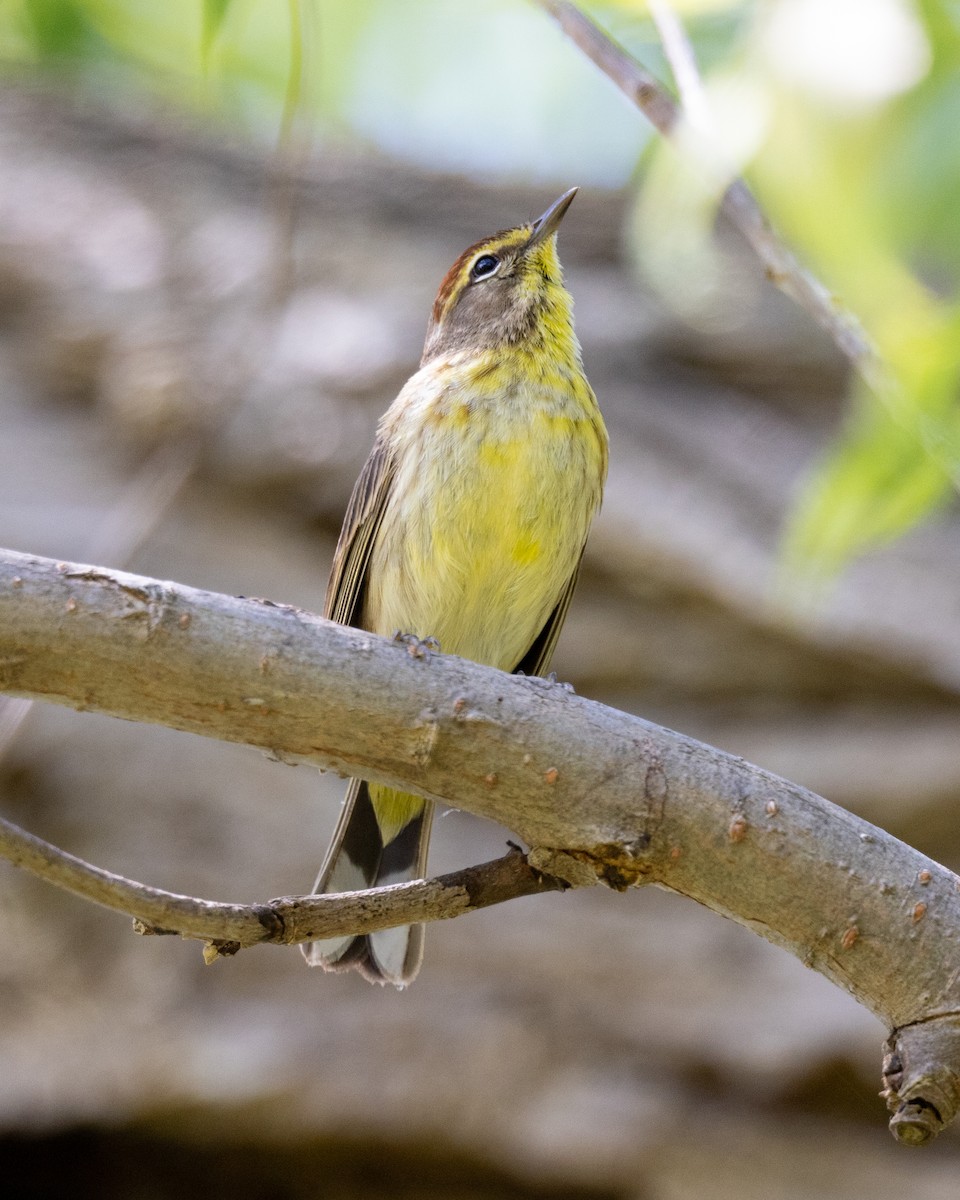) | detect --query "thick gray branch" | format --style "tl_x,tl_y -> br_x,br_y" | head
1,547 -> 959,1144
